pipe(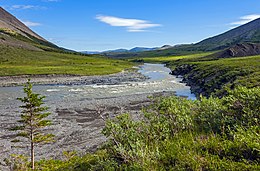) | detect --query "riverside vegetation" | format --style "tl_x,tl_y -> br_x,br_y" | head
139,53 -> 260,97
5,86 -> 259,170
2,53 -> 260,171
2,51 -> 260,170
1,7 -> 259,170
